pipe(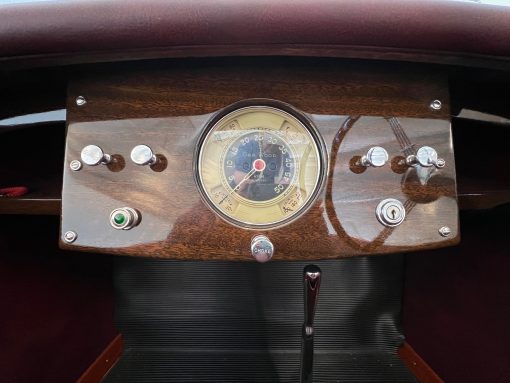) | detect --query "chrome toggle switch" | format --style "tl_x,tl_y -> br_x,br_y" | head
251,235 -> 274,263
80,145 -> 111,166
130,145 -> 158,166
360,147 -> 389,167
110,207 -> 141,230
375,198 -> 406,227
406,146 -> 445,168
